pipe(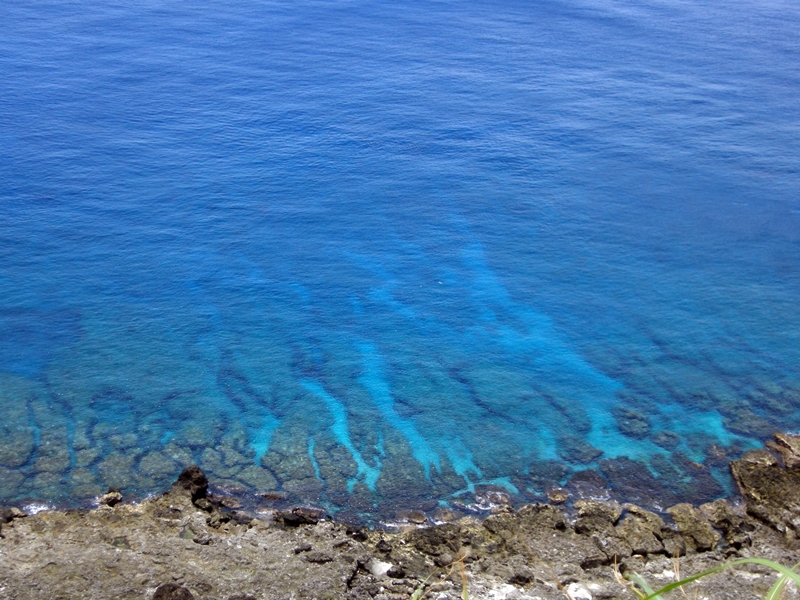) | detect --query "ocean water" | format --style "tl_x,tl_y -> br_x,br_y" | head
1,0 -> 799,519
